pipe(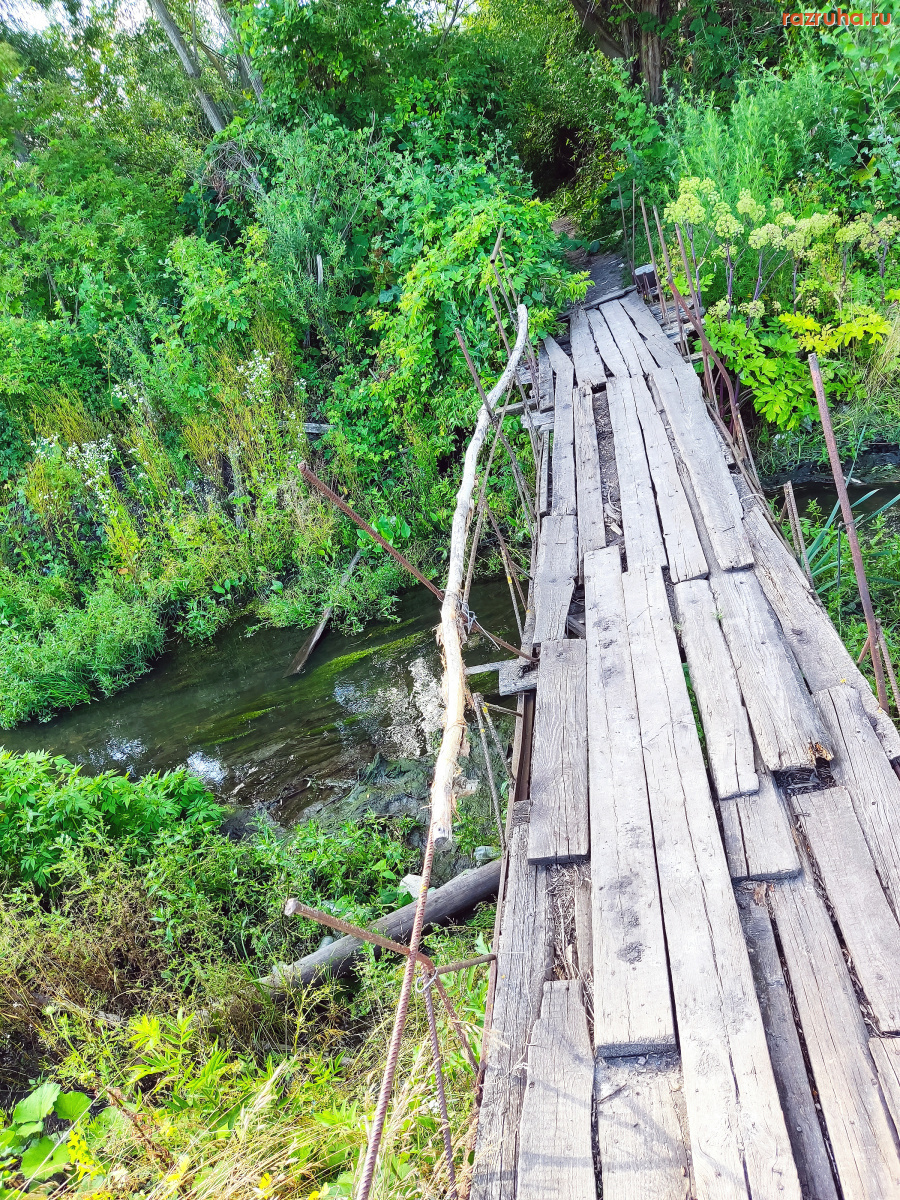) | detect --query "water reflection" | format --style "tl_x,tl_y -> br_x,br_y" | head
1,579 -> 516,822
